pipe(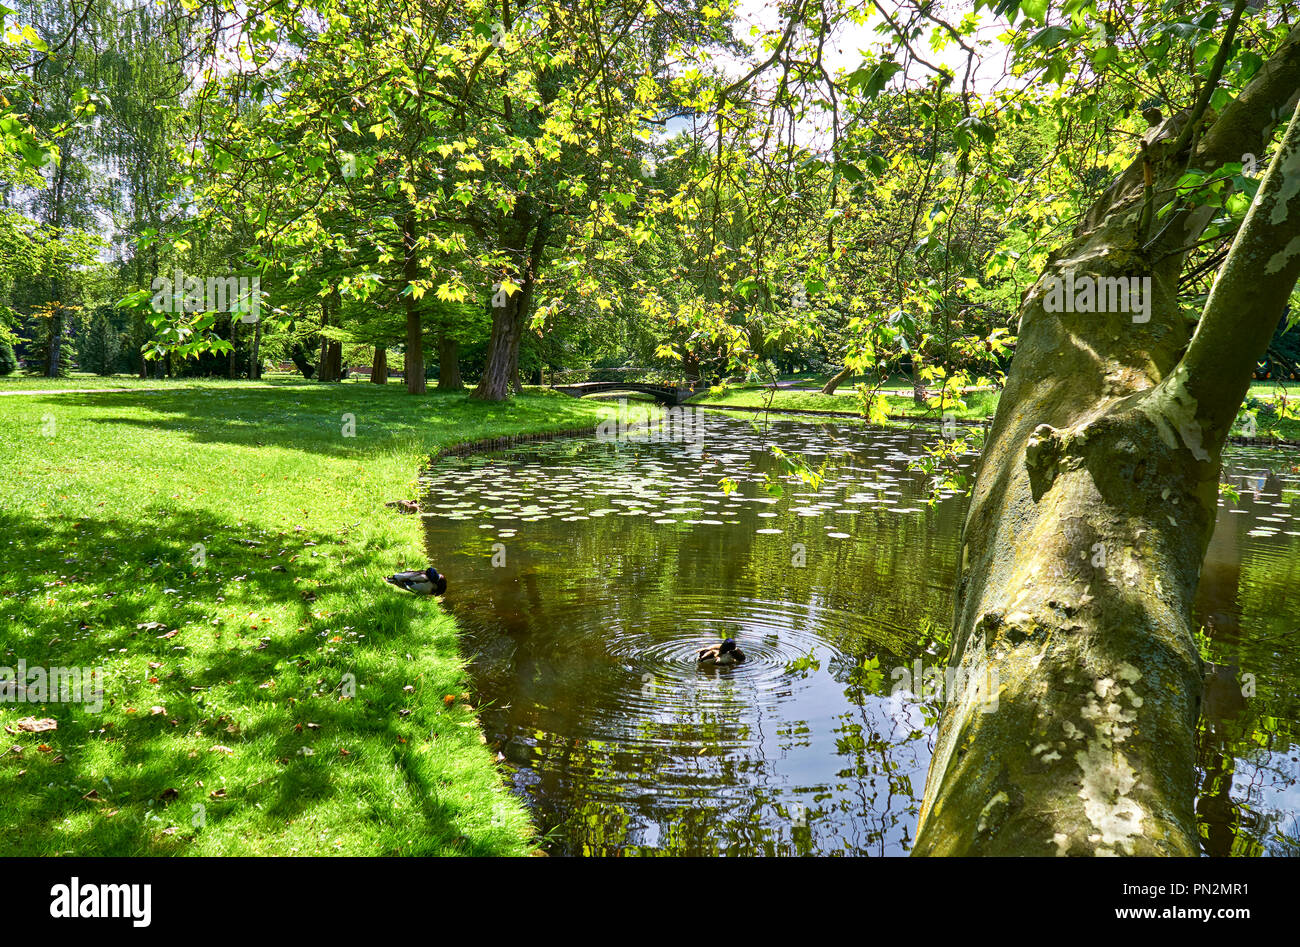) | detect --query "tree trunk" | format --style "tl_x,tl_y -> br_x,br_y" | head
472,296 -> 524,401
914,32 -> 1300,856
290,342 -> 315,379
229,317 -> 239,379
371,345 -> 388,385
46,306 -> 64,377
436,333 -> 461,391
822,364 -> 854,394
316,300 -> 334,382
45,149 -> 69,378
317,292 -> 343,382
322,341 -> 342,381
471,208 -> 549,402
402,210 -> 426,394
251,320 -> 261,379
